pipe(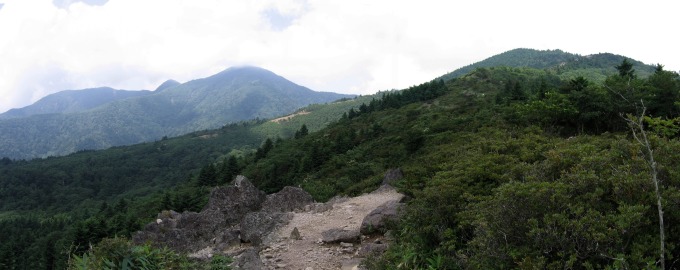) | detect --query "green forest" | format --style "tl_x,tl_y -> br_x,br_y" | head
1,55 -> 680,269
